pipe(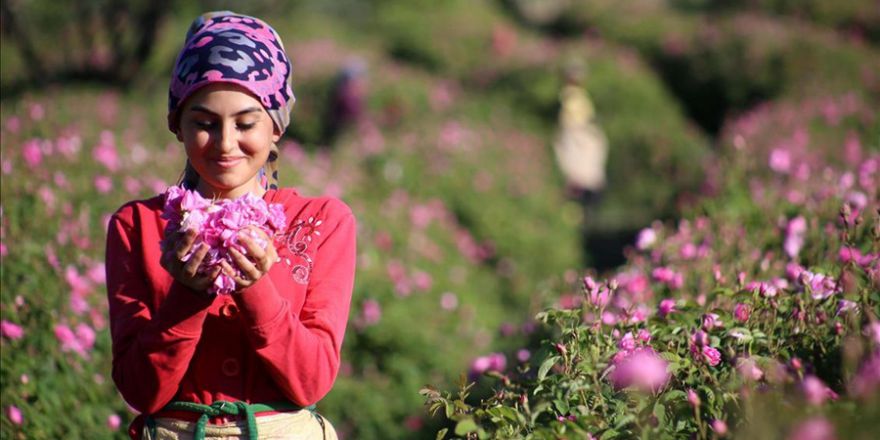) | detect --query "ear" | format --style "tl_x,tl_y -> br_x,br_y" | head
272,126 -> 281,143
